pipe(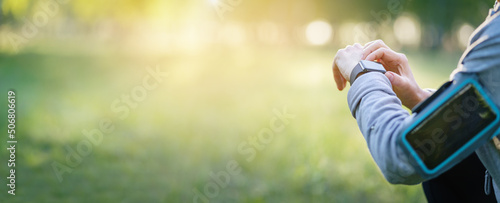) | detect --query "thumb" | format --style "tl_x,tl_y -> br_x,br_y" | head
385,71 -> 406,88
